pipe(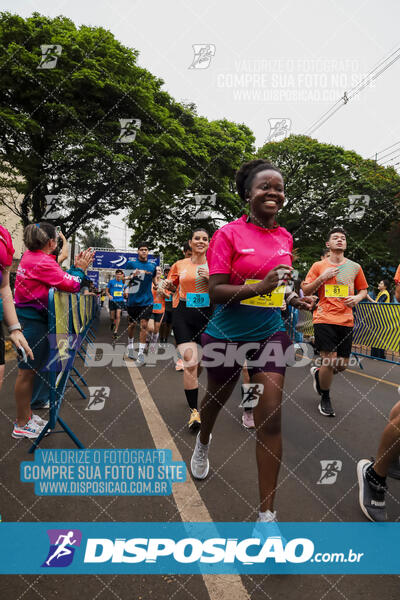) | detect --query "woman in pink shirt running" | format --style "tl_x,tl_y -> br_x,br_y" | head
190,159 -> 315,527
